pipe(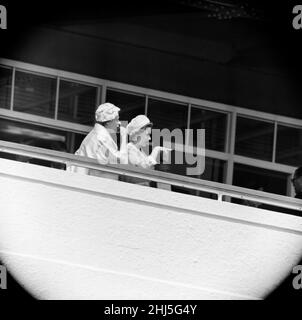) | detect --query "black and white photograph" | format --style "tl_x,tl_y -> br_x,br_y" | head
0,0 -> 302,306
